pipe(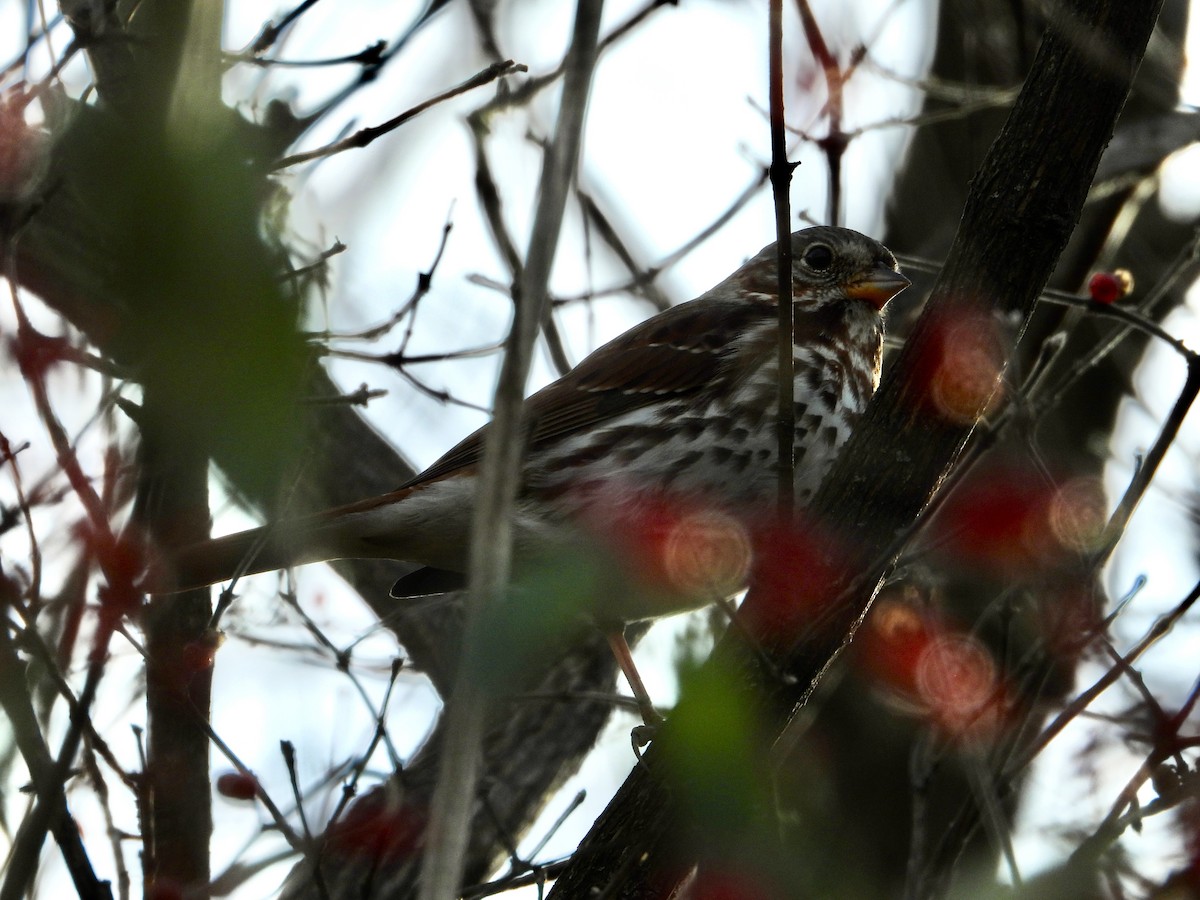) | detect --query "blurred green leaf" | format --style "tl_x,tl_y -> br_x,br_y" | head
663,657 -> 767,834
466,545 -> 612,690
54,99 -> 307,503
